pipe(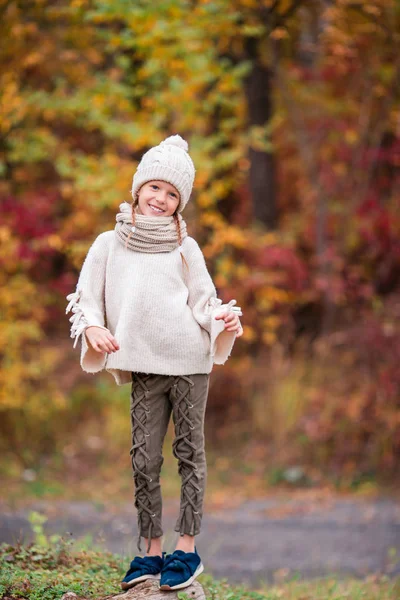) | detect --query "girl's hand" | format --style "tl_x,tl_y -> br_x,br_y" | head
85,326 -> 120,354
215,311 -> 243,337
